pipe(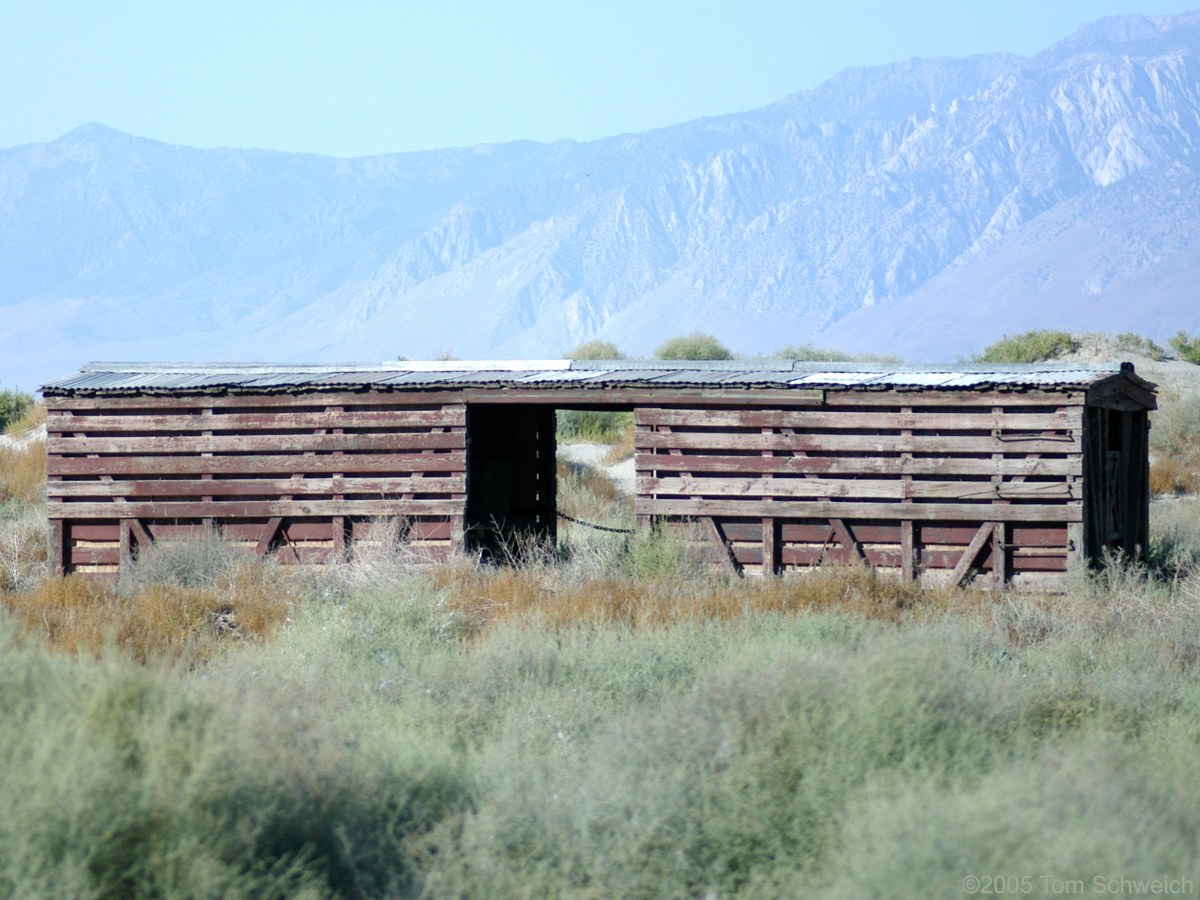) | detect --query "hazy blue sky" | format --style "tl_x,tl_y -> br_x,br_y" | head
4,1 -> 1198,157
